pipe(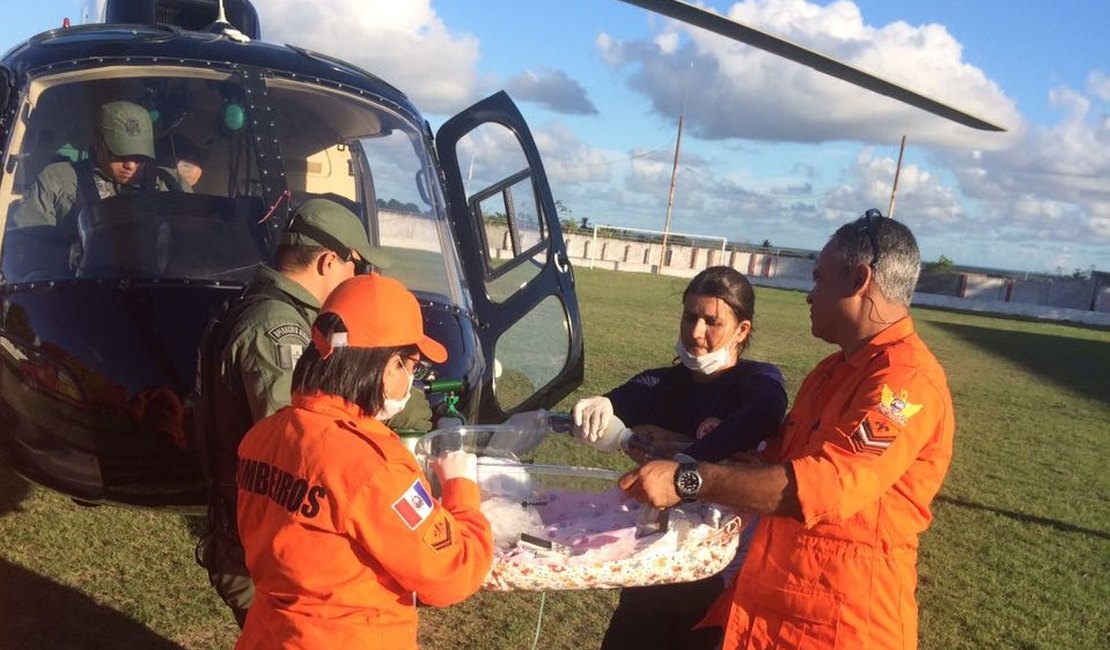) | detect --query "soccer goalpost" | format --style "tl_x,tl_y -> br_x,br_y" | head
588,224 -> 728,270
